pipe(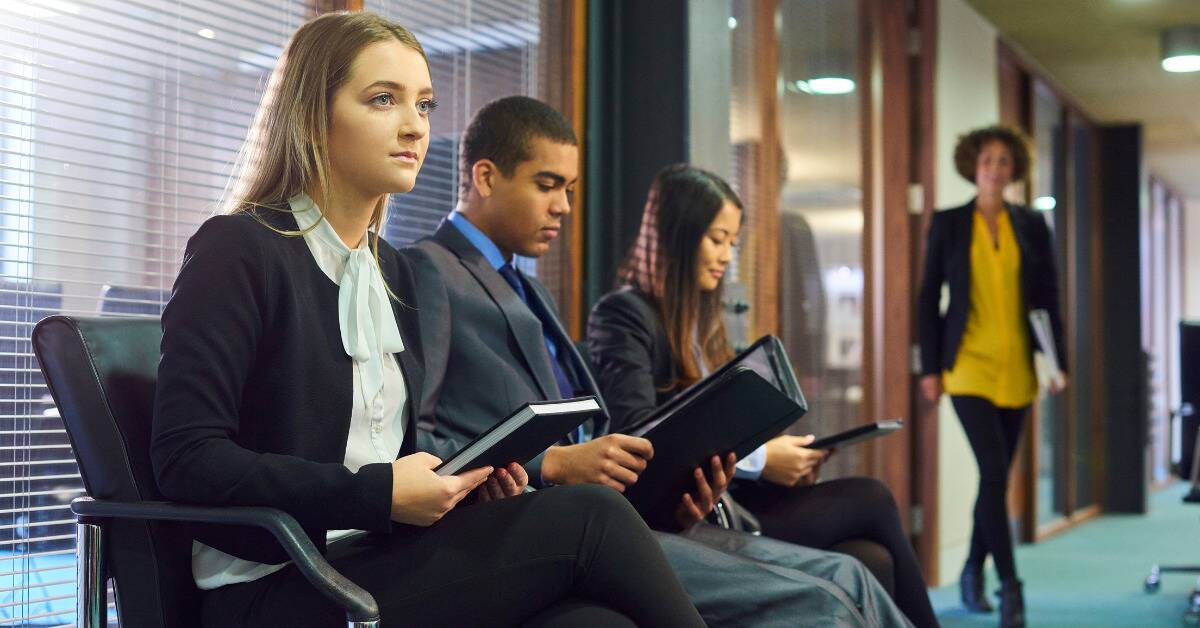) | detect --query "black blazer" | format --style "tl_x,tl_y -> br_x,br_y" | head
586,287 -> 681,434
917,199 -> 1068,377
401,220 -> 607,486
150,209 -> 425,565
